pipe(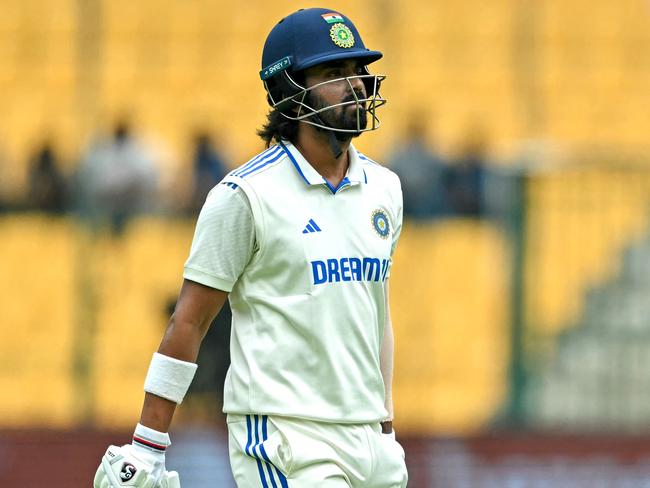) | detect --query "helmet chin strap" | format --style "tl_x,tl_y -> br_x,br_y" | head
309,113 -> 347,159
